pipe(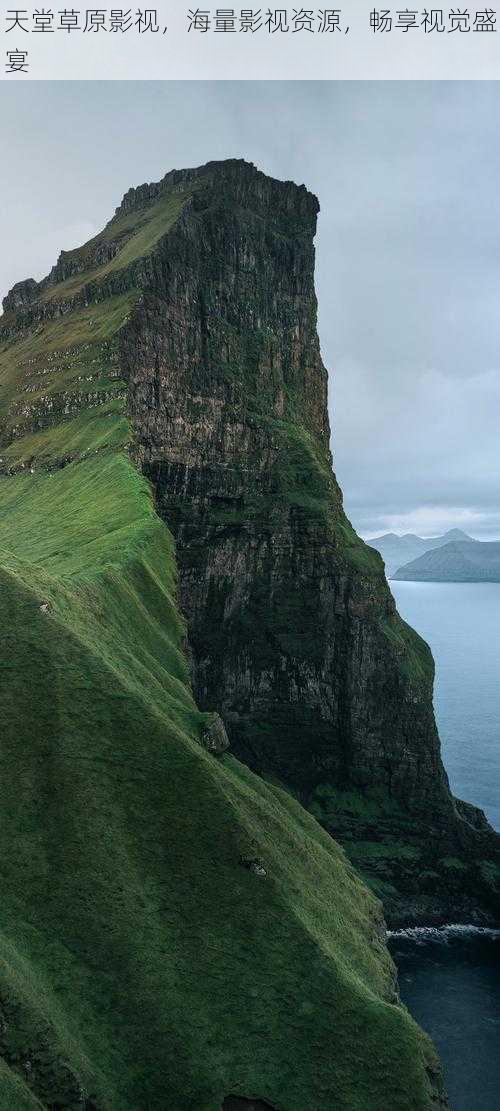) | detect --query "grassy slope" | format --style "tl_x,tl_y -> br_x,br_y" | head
0,184 -> 444,1110
40,192 -> 187,302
